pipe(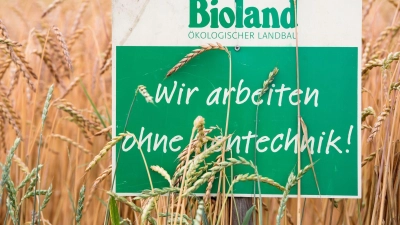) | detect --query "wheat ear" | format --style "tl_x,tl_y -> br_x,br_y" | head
52,26 -> 72,71
85,133 -> 129,173
166,42 -> 227,77
42,0 -> 64,18
368,105 -> 391,142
